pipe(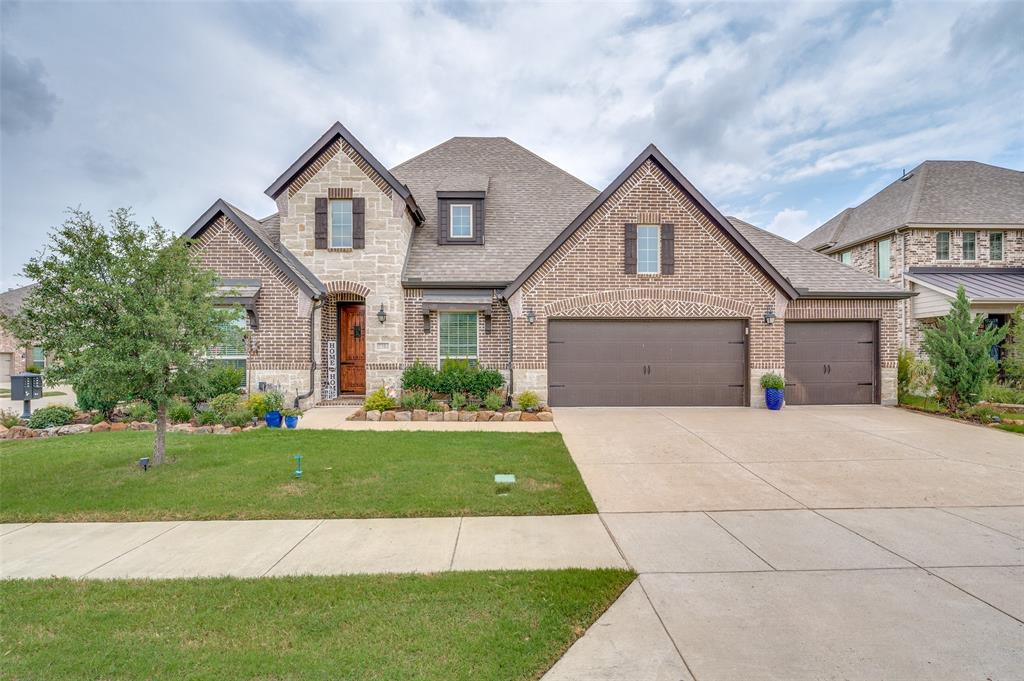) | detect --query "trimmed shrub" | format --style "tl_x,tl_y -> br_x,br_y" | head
123,401 -> 156,422
759,373 -> 785,390
223,409 -> 253,428
74,383 -> 119,416
168,400 -> 194,424
364,387 -> 396,412
26,405 -> 76,429
210,393 -> 242,420
483,391 -> 505,411
245,392 -> 270,418
429,360 -> 505,399
25,365 -> 41,374
515,390 -> 539,411
466,368 -> 504,399
399,389 -> 433,410
401,362 -> 437,393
